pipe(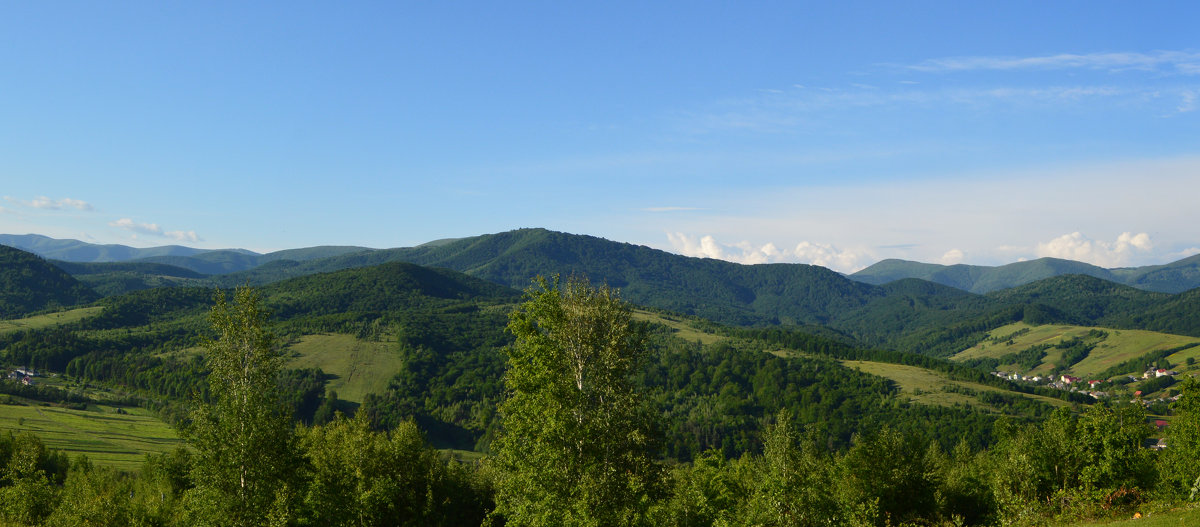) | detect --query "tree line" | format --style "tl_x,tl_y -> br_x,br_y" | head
1,281 -> 1198,525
